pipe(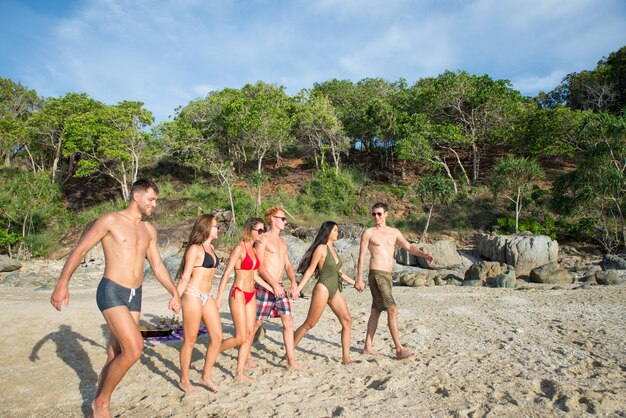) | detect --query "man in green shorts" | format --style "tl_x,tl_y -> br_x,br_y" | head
355,202 -> 434,359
